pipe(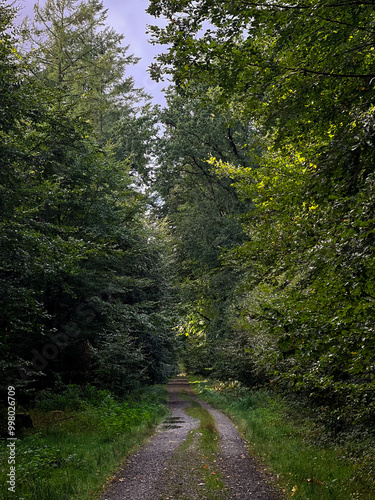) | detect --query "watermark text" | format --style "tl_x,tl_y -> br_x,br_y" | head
7,386 -> 17,493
